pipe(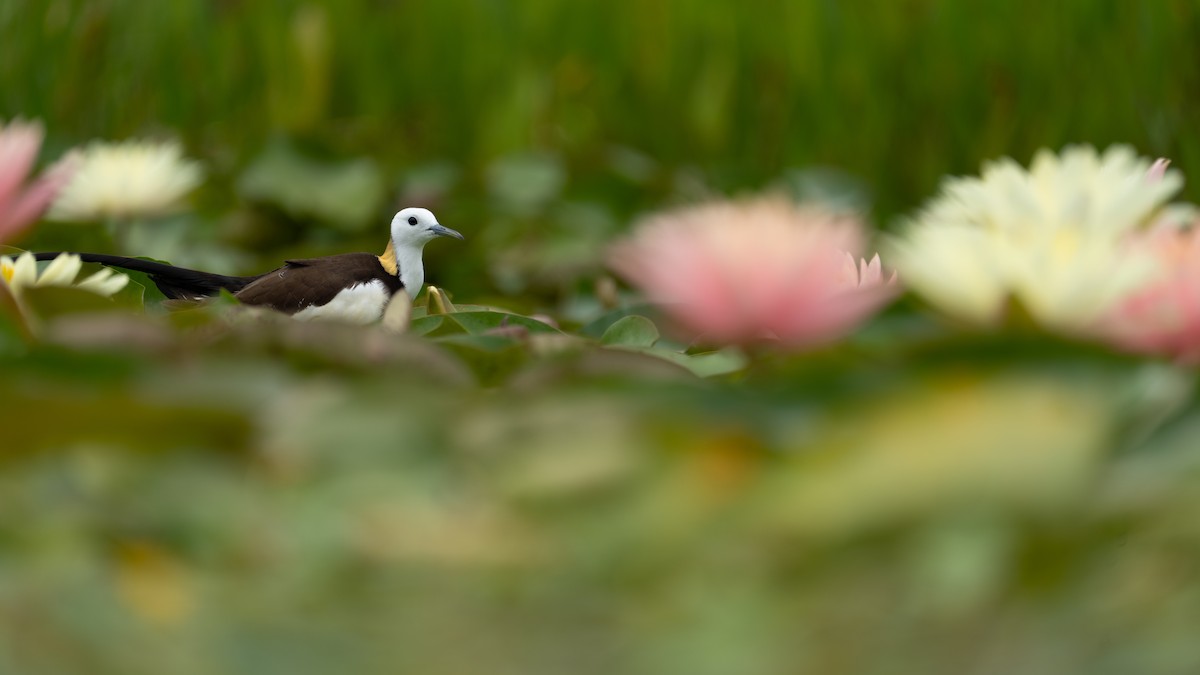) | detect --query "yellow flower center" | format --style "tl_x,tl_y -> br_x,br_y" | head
1,261 -> 13,284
